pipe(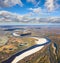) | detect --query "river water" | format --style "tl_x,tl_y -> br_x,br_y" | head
2,38 -> 51,63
